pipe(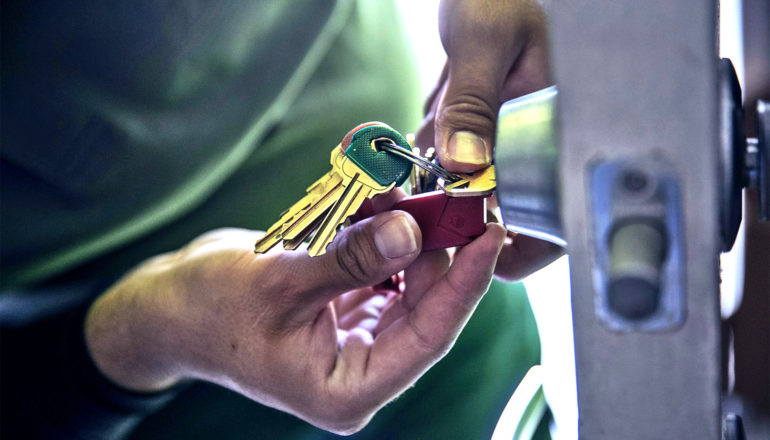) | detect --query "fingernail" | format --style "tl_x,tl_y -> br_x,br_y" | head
447,131 -> 489,165
375,215 -> 417,259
